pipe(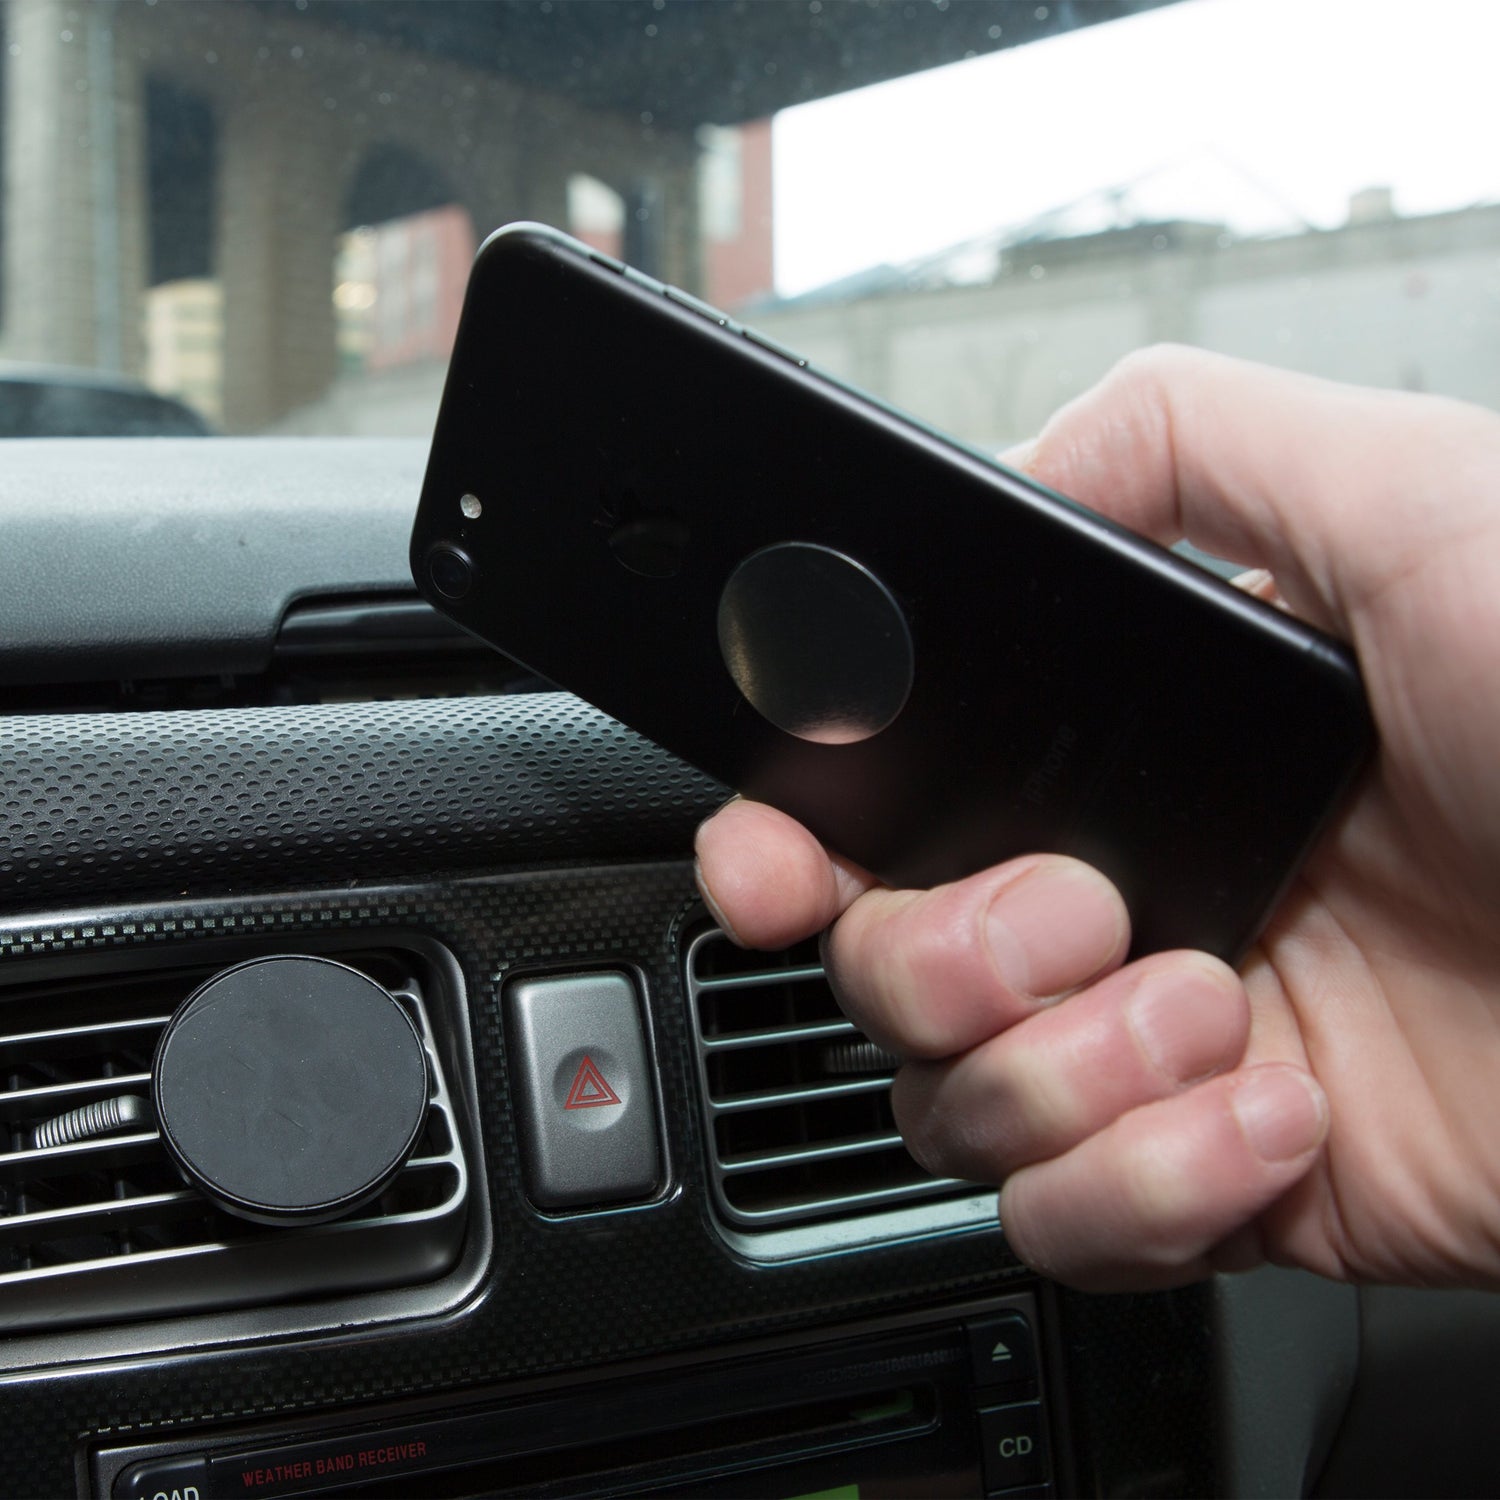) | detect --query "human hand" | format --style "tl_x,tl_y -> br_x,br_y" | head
695,346 -> 1500,1291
